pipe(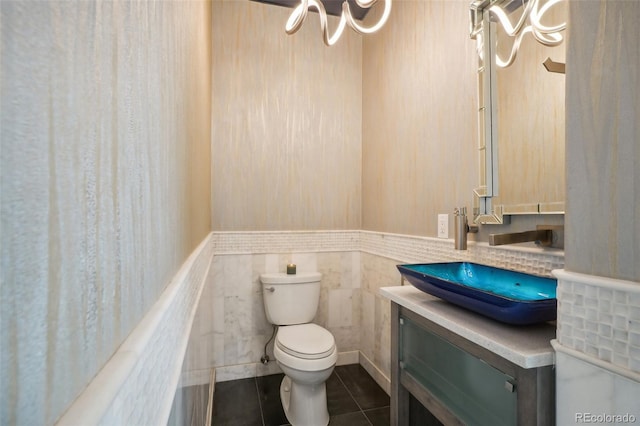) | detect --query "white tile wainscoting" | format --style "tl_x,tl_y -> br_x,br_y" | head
56,230 -> 569,425
555,270 -> 640,373
554,344 -> 640,425
55,234 -> 214,426
183,230 -> 565,394
553,270 -> 640,424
